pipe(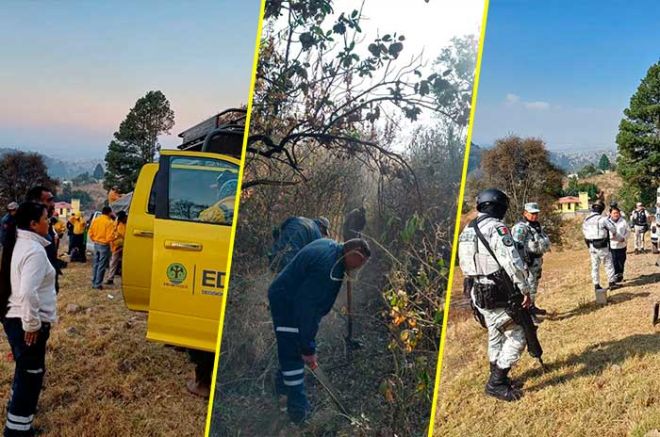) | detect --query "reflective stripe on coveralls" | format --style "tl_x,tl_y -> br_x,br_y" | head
268,239 -> 346,422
